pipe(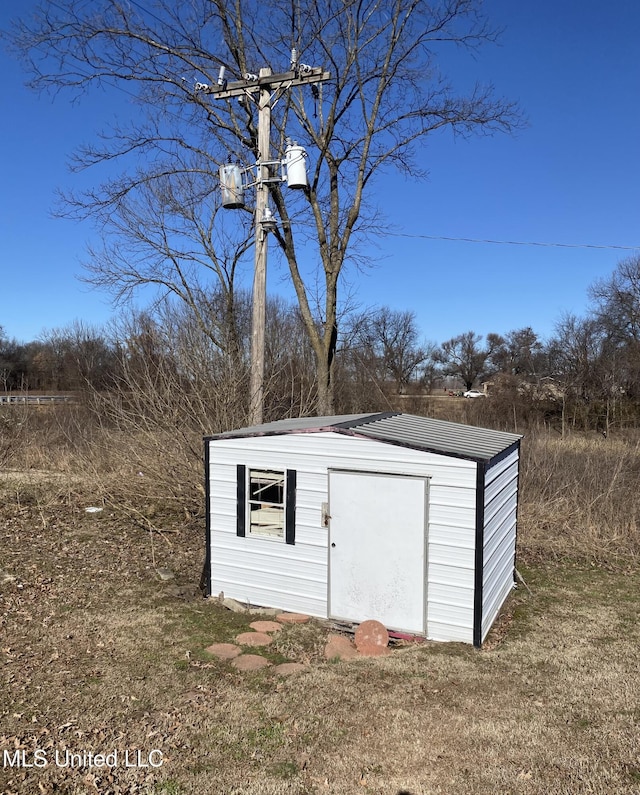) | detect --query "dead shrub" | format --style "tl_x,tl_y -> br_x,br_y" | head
5,372 -> 640,570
